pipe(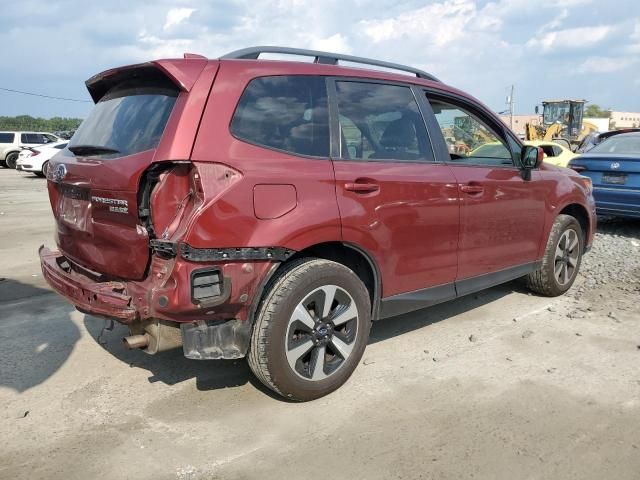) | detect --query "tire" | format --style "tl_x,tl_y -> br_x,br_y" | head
5,152 -> 18,169
526,214 -> 583,296
248,258 -> 372,401
33,160 -> 49,178
36,161 -> 49,178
